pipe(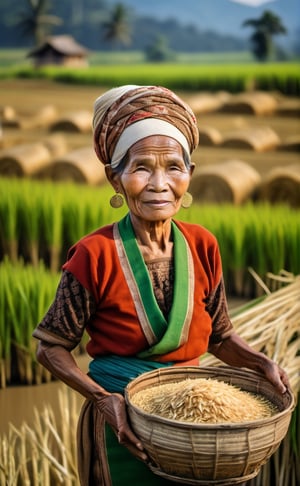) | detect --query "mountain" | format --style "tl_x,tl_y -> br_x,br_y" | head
113,0 -> 299,47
